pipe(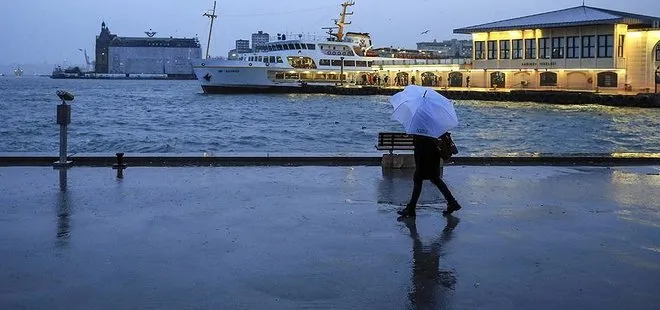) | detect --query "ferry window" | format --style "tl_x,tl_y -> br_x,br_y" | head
487,40 -> 497,59
294,43 -> 302,50
356,61 -> 367,67
539,38 -> 550,59
656,44 -> 660,61
343,60 -> 356,66
269,56 -> 276,63
617,35 -> 624,57
277,56 -> 283,63
331,60 -> 343,66
512,39 -> 523,59
249,57 -> 253,61
525,39 -> 536,59
258,56 -> 263,62
307,44 -> 316,50
320,59 -> 331,66
474,41 -> 485,59
582,35 -> 595,58
287,44 -> 295,50
552,37 -> 565,58
567,36 -> 579,58
275,44 -> 282,50
367,61 -> 373,67
499,40 -> 510,59
263,57 -> 268,63
287,56 -> 317,69
597,35 -> 613,58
